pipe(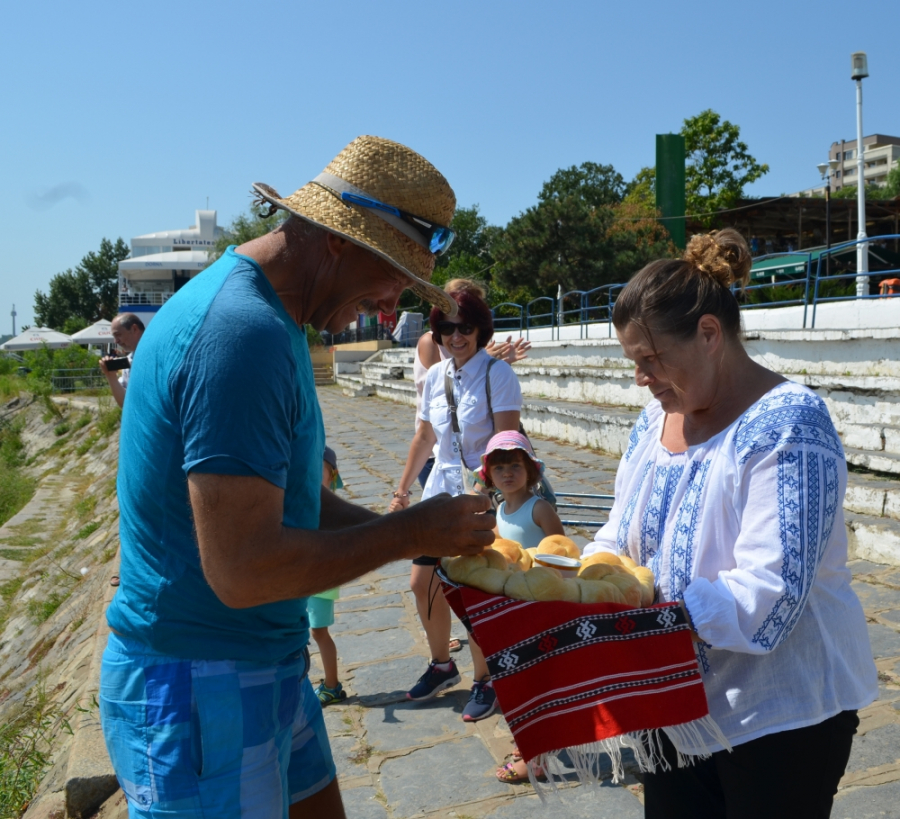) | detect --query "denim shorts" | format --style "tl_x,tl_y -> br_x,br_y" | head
100,632 -> 335,817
